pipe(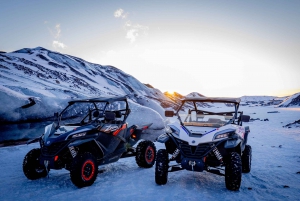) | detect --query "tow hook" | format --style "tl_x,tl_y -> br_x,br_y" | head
189,161 -> 196,171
